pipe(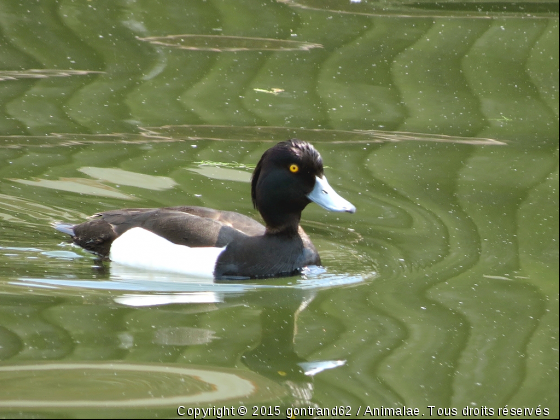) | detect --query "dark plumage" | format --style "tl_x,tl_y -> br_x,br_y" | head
54,139 -> 355,279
